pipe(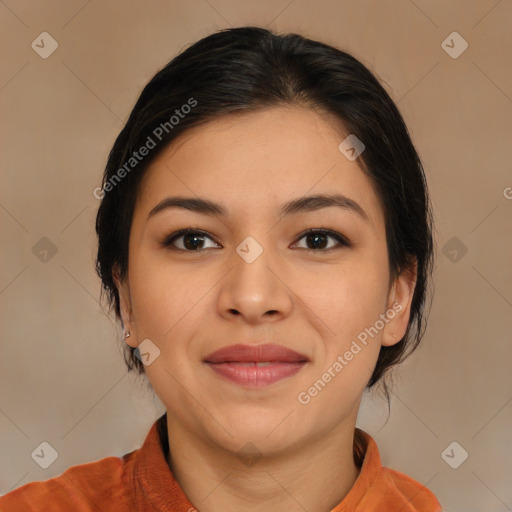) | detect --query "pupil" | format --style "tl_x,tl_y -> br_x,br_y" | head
184,234 -> 203,250
309,233 -> 327,249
